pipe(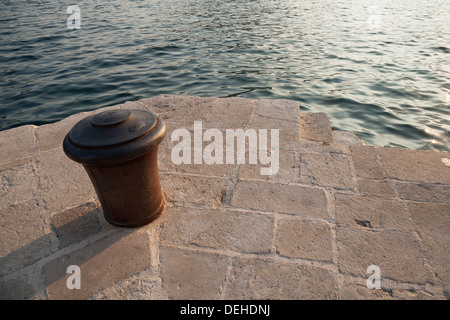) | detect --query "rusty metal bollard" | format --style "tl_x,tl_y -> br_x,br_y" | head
63,109 -> 166,228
